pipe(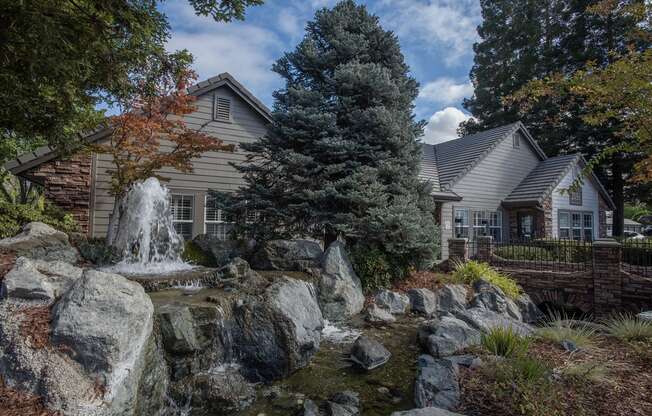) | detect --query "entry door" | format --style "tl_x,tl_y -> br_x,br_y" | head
517,213 -> 534,240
